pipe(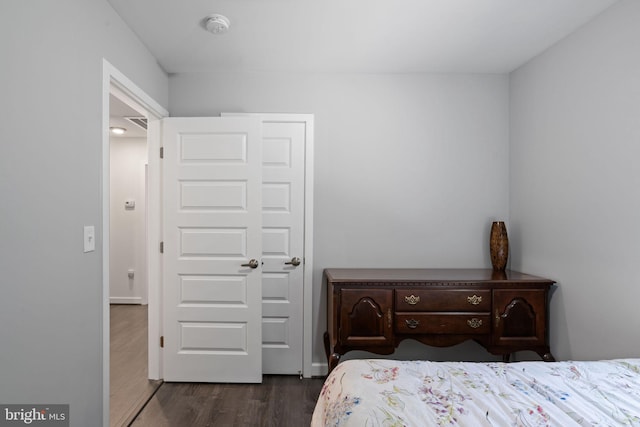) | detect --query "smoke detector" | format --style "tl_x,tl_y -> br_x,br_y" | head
204,14 -> 230,35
